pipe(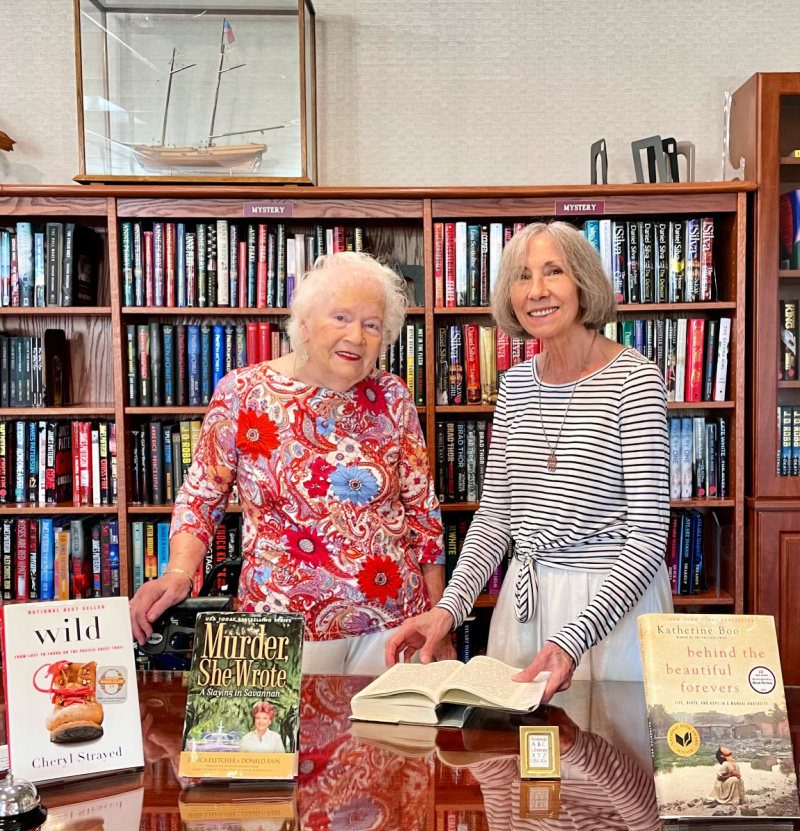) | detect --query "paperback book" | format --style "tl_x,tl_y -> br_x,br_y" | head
1,597 -> 143,784
639,614 -> 799,819
179,612 -> 304,780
